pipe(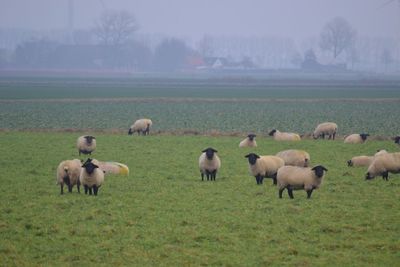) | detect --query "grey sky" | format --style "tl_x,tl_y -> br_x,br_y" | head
0,0 -> 398,41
